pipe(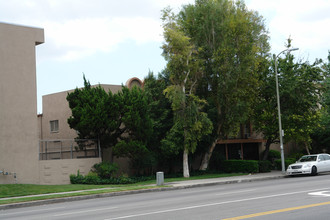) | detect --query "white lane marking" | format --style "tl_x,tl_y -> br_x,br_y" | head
105,187 -> 330,220
53,207 -> 118,217
309,191 -> 330,197
0,207 -> 65,216
215,189 -> 257,196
